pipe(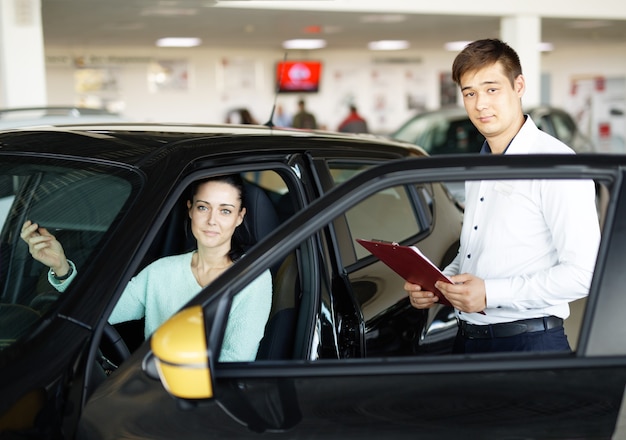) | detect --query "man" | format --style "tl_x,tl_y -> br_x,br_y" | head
337,104 -> 369,133
292,99 -> 317,129
405,39 -> 600,353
